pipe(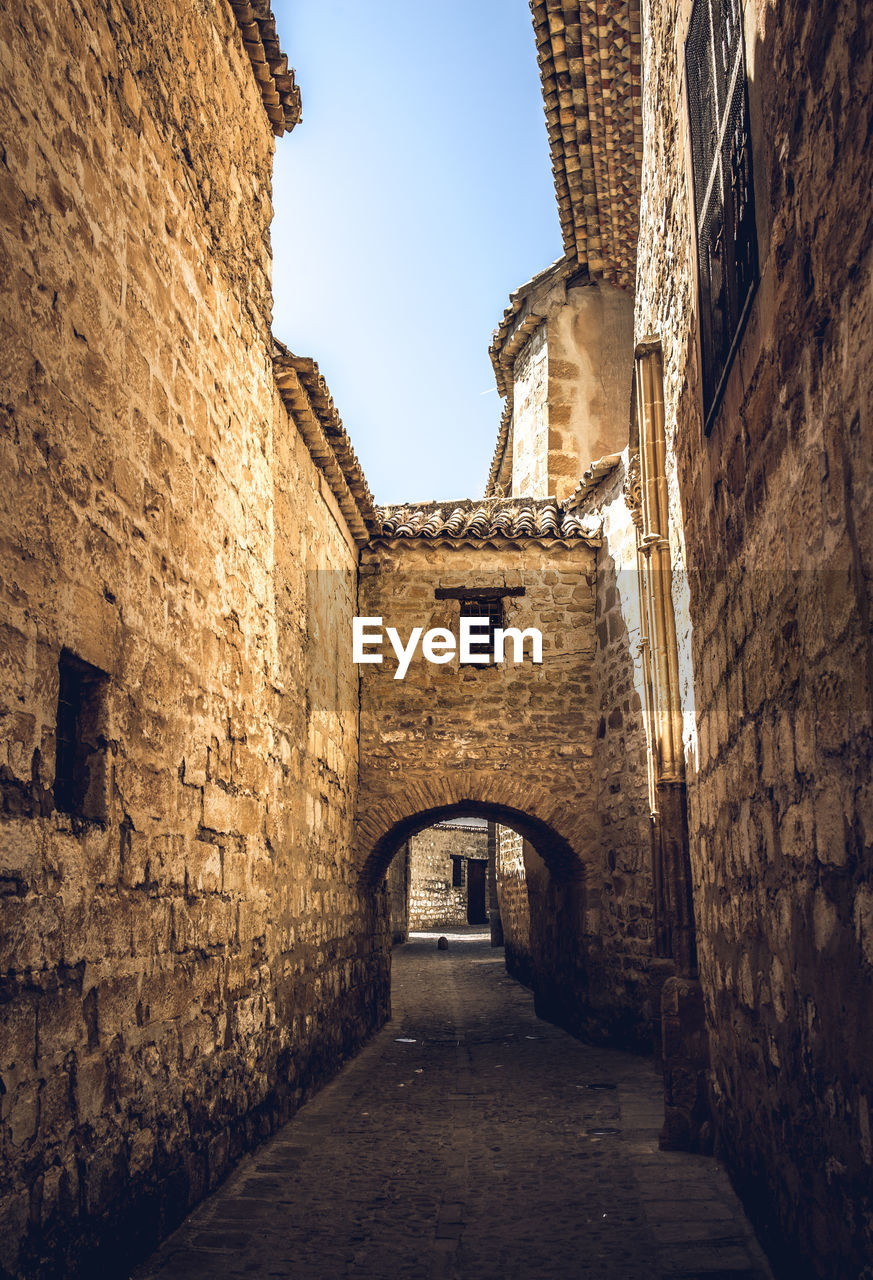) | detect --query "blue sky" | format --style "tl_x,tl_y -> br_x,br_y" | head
269,0 -> 562,505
